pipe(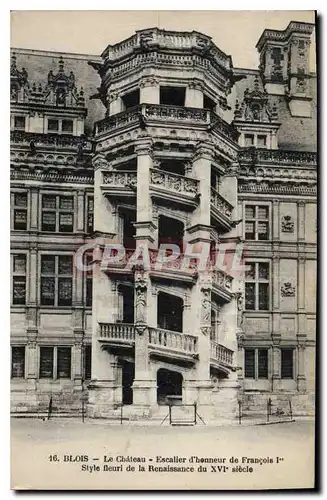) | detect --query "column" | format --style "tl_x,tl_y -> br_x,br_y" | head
132,269 -> 156,409
297,201 -> 305,241
108,91 -> 122,116
297,338 -> 307,393
272,256 -> 281,336
29,187 -> 39,231
272,199 -> 280,241
93,159 -> 117,238
236,332 -> 245,382
297,256 -> 306,336
134,137 -> 156,246
139,77 -> 159,104
191,143 -> 213,227
76,190 -> 85,233
26,247 -> 38,389
73,331 -> 84,389
185,80 -> 203,108
219,162 -> 239,239
271,337 -> 281,392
